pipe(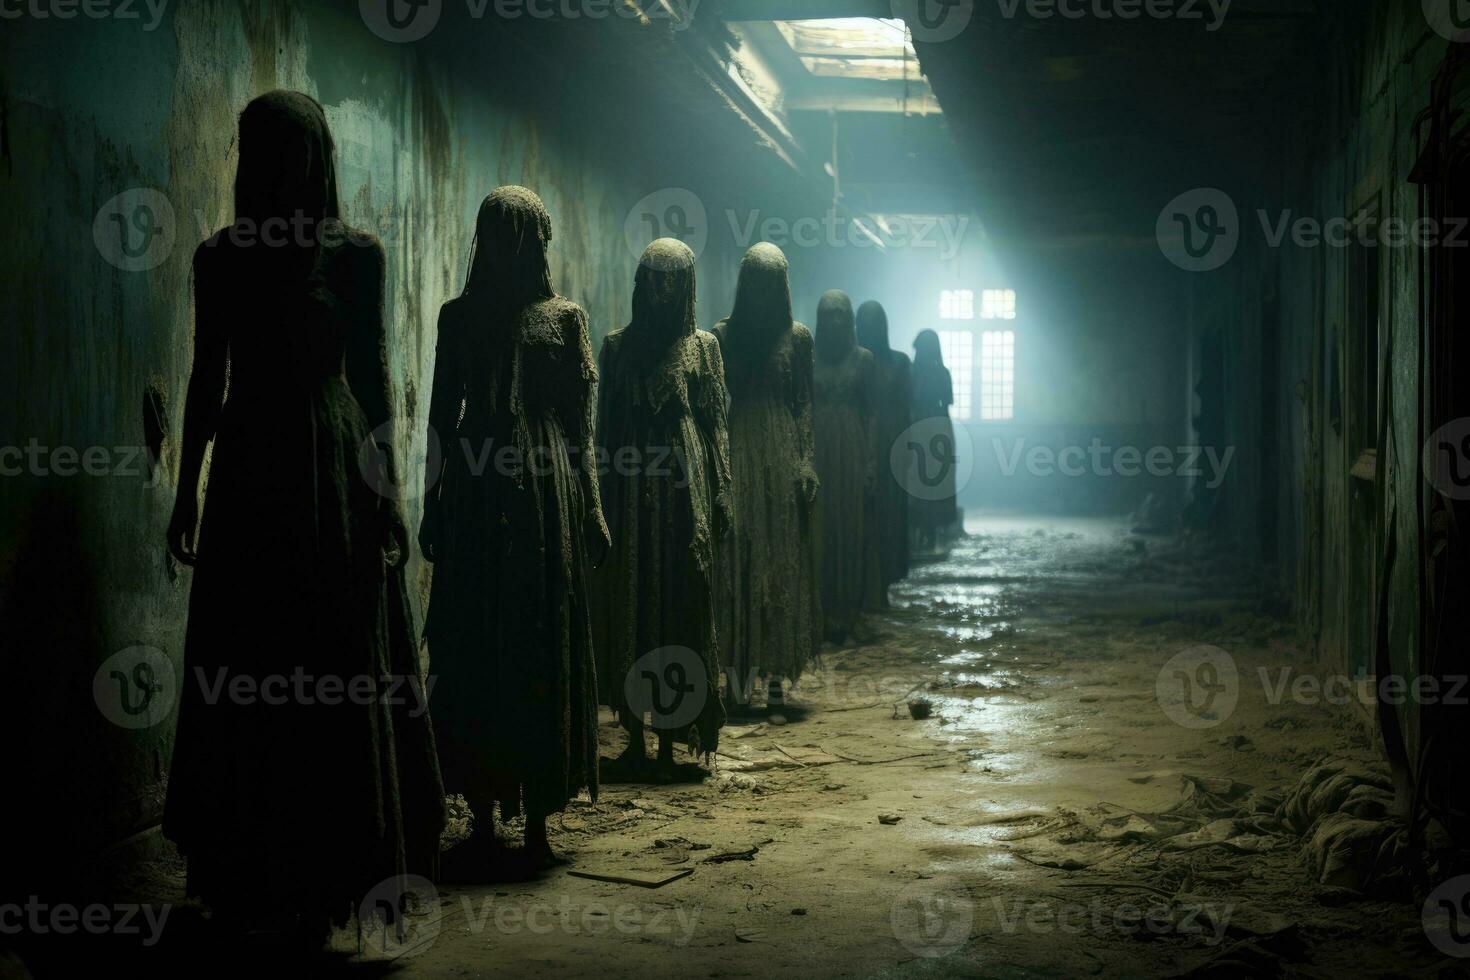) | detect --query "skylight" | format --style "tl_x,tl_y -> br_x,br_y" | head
774,18 -> 922,82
